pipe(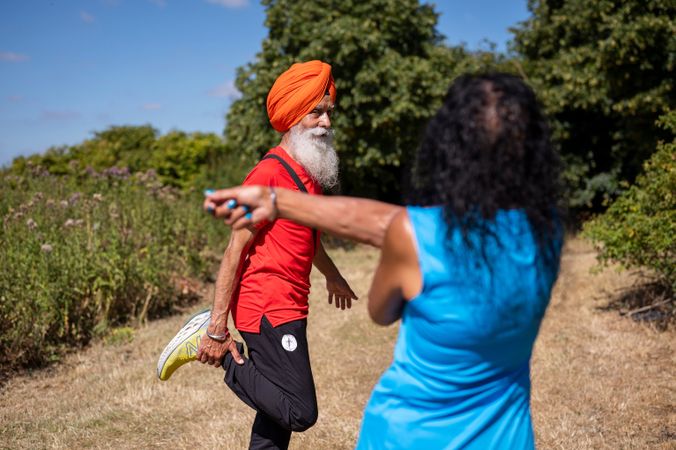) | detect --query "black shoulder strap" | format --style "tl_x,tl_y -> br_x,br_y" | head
262,154 -> 307,193
261,153 -> 318,251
